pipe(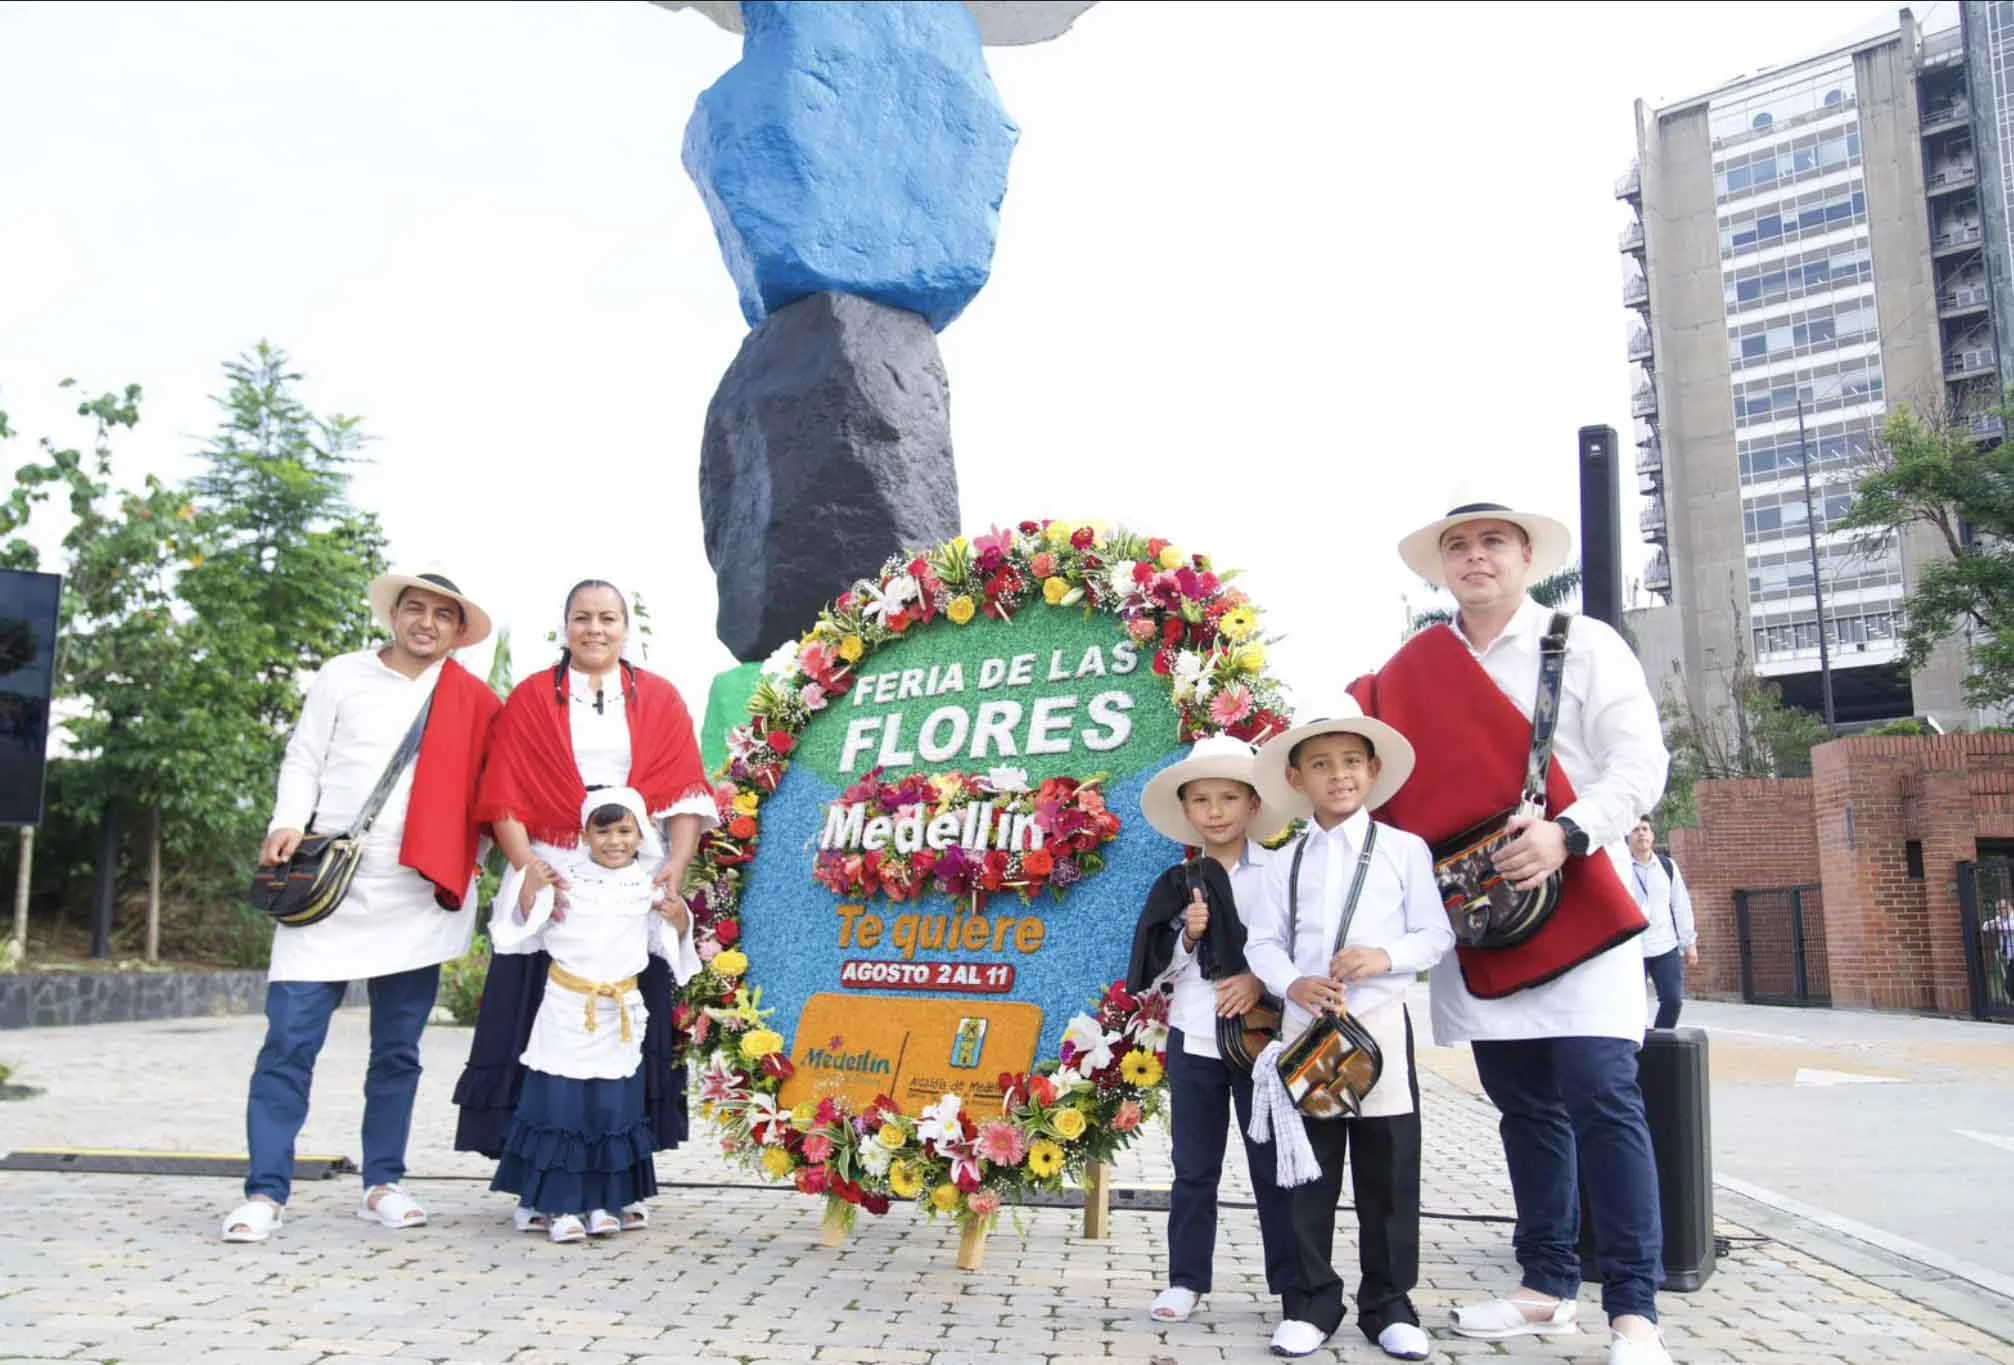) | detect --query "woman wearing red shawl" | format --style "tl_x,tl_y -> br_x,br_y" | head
451,580 -> 716,1233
